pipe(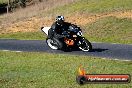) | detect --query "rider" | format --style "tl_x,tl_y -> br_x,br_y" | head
48,15 -> 71,39
47,15 -> 75,49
